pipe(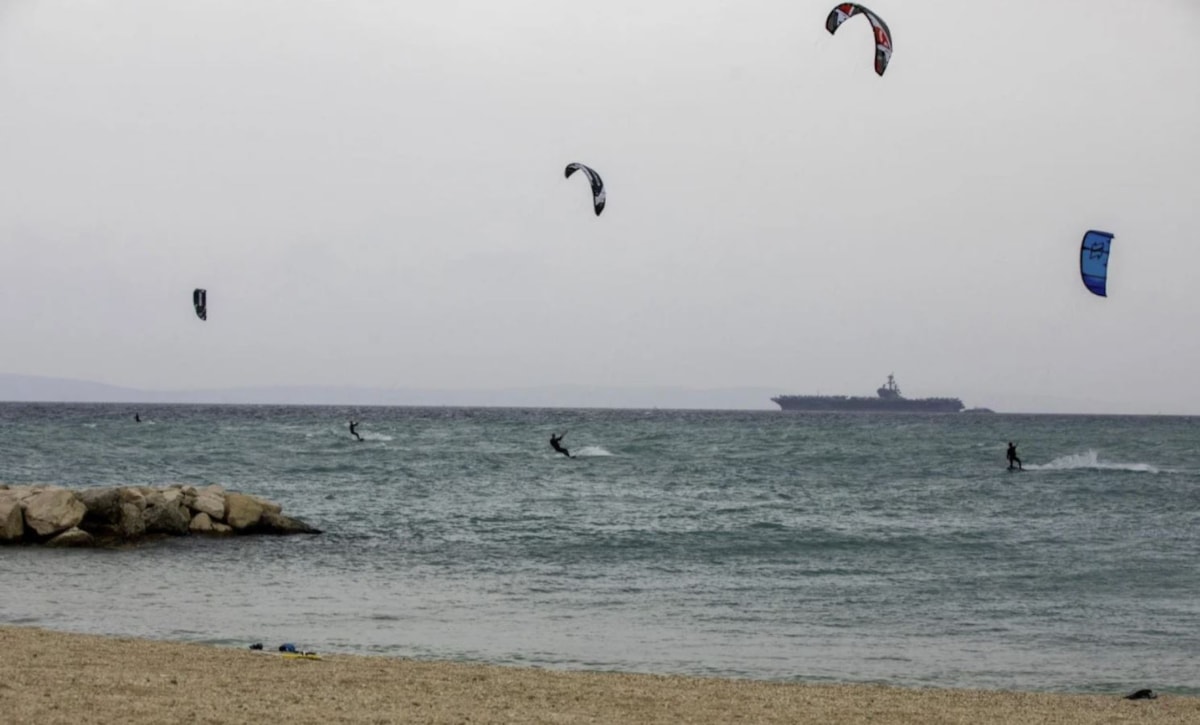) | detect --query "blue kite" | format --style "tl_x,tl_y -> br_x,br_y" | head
1079,230 -> 1114,297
